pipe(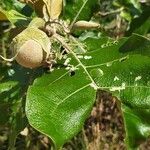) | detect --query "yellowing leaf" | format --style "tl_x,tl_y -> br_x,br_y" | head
0,11 -> 7,21
0,7 -> 8,21
43,0 -> 63,20
0,7 -> 27,25
50,0 -> 63,19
